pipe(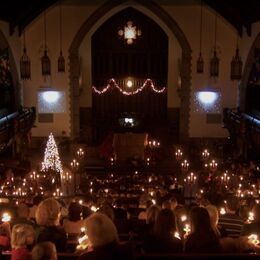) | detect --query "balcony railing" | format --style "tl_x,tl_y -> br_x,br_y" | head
0,107 -> 36,152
